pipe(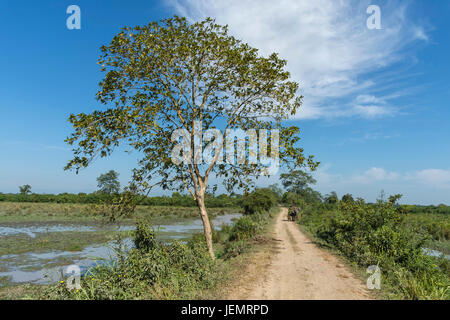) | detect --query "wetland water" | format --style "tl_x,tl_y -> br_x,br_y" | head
0,213 -> 241,286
